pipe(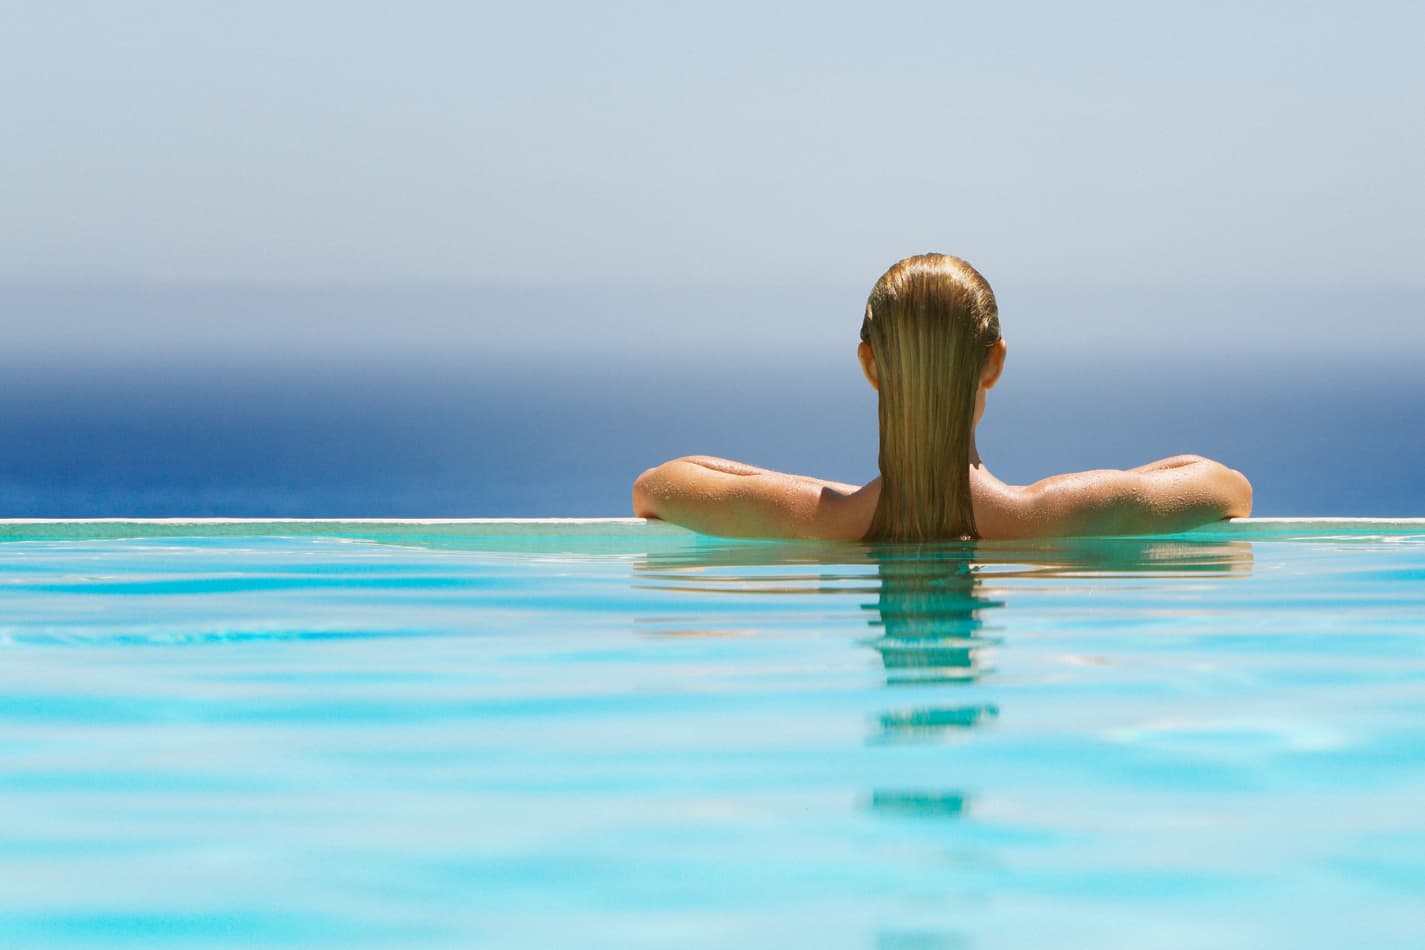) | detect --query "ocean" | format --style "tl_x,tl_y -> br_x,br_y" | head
1,284 -> 1421,518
